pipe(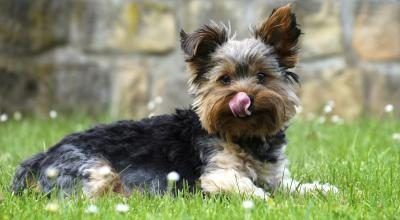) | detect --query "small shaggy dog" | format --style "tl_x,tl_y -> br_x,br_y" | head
12,5 -> 337,199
